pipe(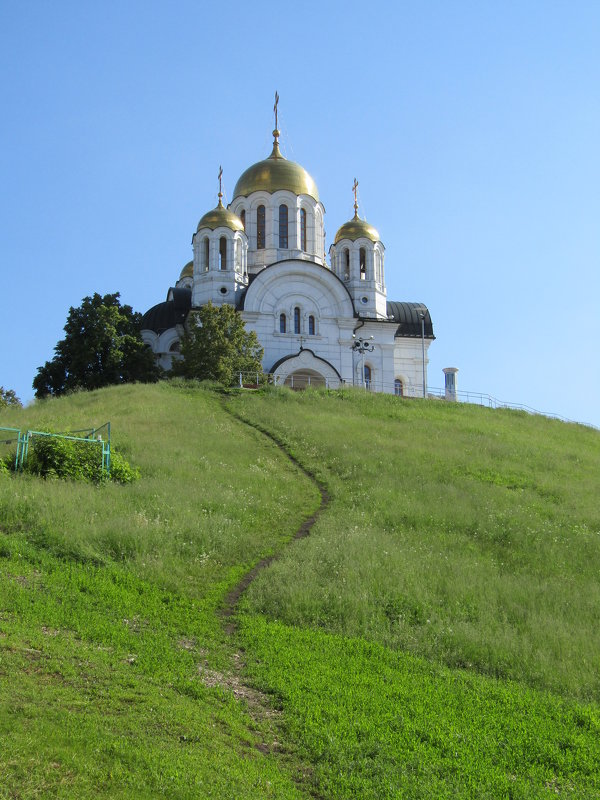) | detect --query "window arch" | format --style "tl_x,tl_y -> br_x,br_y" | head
257,205 -> 265,249
300,208 -> 307,251
279,204 -> 288,249
240,209 -> 246,231
364,365 -> 372,389
294,306 -> 301,334
308,315 -> 315,336
394,378 -> 404,397
203,237 -> 210,271
360,247 -> 366,280
219,236 -> 227,270
279,313 -> 286,334
344,248 -> 350,281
